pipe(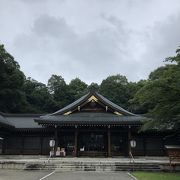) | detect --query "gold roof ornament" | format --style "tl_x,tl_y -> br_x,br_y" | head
106,106 -> 108,112
88,95 -> 98,102
63,111 -> 72,115
114,111 -> 122,115
78,106 -> 81,111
